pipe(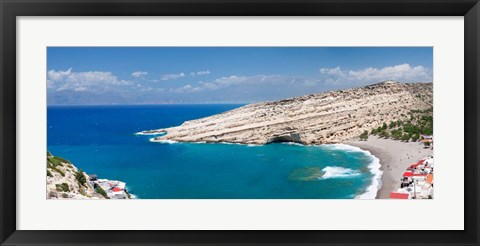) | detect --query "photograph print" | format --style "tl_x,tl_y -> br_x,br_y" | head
46,47 -> 433,200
